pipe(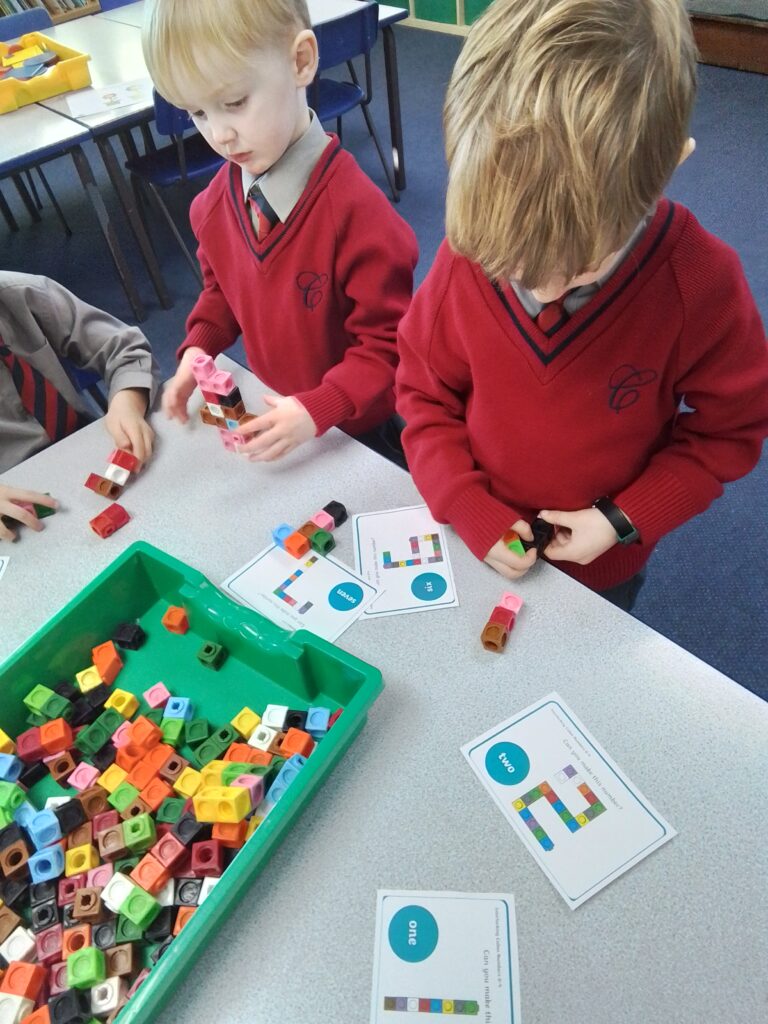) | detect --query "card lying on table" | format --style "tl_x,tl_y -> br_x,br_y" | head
370,891 -> 521,1023
461,693 -> 677,909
